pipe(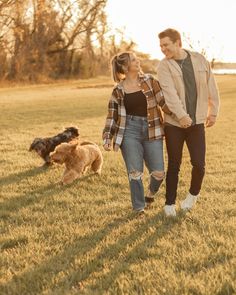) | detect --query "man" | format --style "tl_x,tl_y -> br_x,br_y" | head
157,28 -> 220,217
